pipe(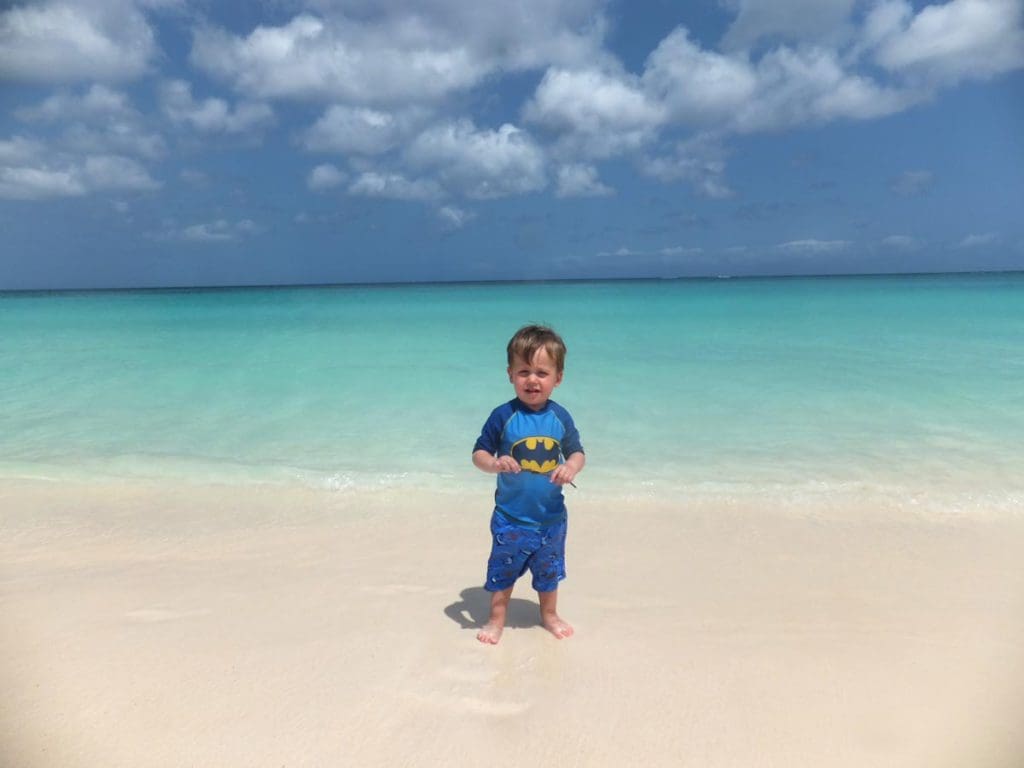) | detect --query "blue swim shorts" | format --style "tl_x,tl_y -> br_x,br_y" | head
484,516 -> 567,593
